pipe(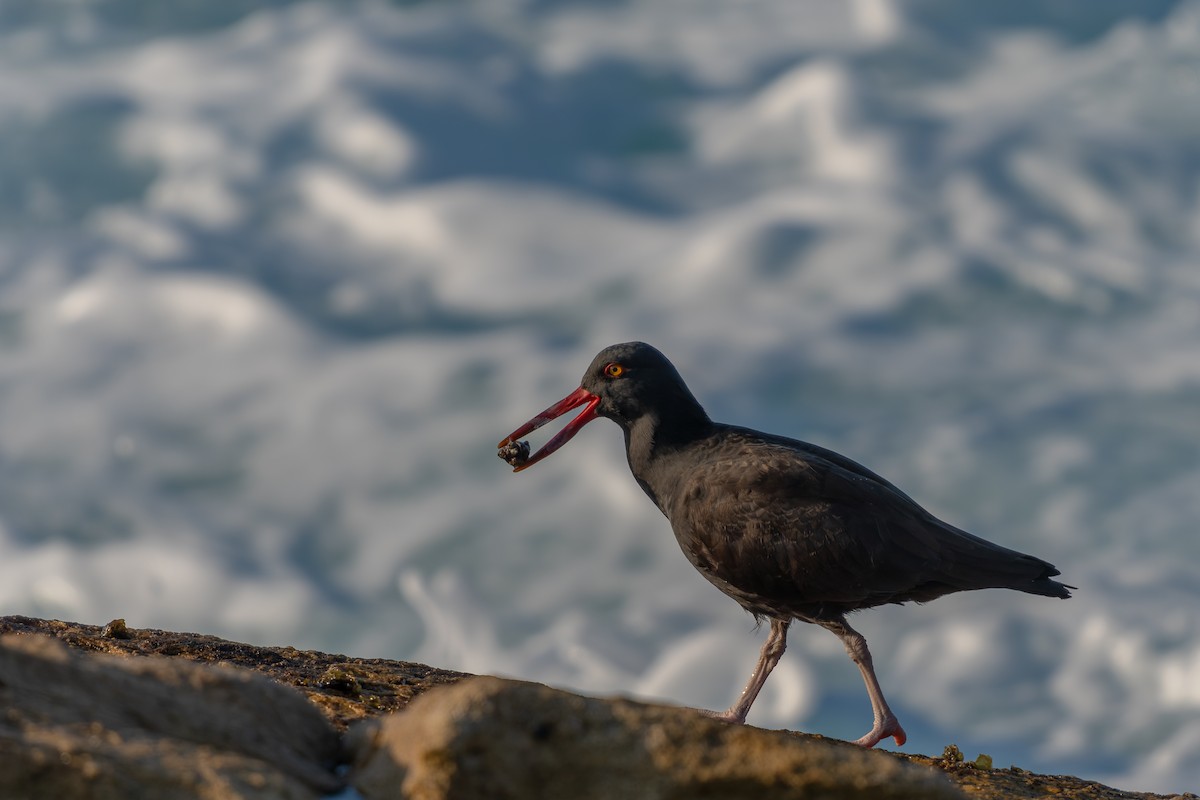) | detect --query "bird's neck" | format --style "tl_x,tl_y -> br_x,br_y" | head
622,403 -> 712,512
